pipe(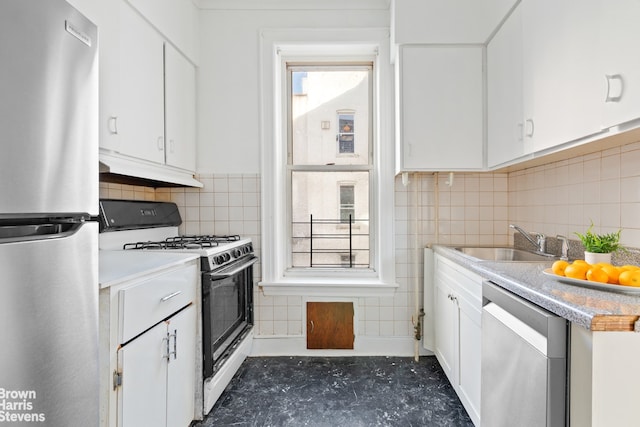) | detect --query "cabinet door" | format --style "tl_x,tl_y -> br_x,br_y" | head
118,321 -> 167,427
434,278 -> 456,381
118,2 -> 165,164
165,44 -> 197,172
522,0 -> 601,151
600,0 -> 640,128
66,0 -> 121,153
457,293 -> 482,425
398,45 -> 483,171
306,302 -> 354,349
166,306 -> 196,427
487,4 -> 526,168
